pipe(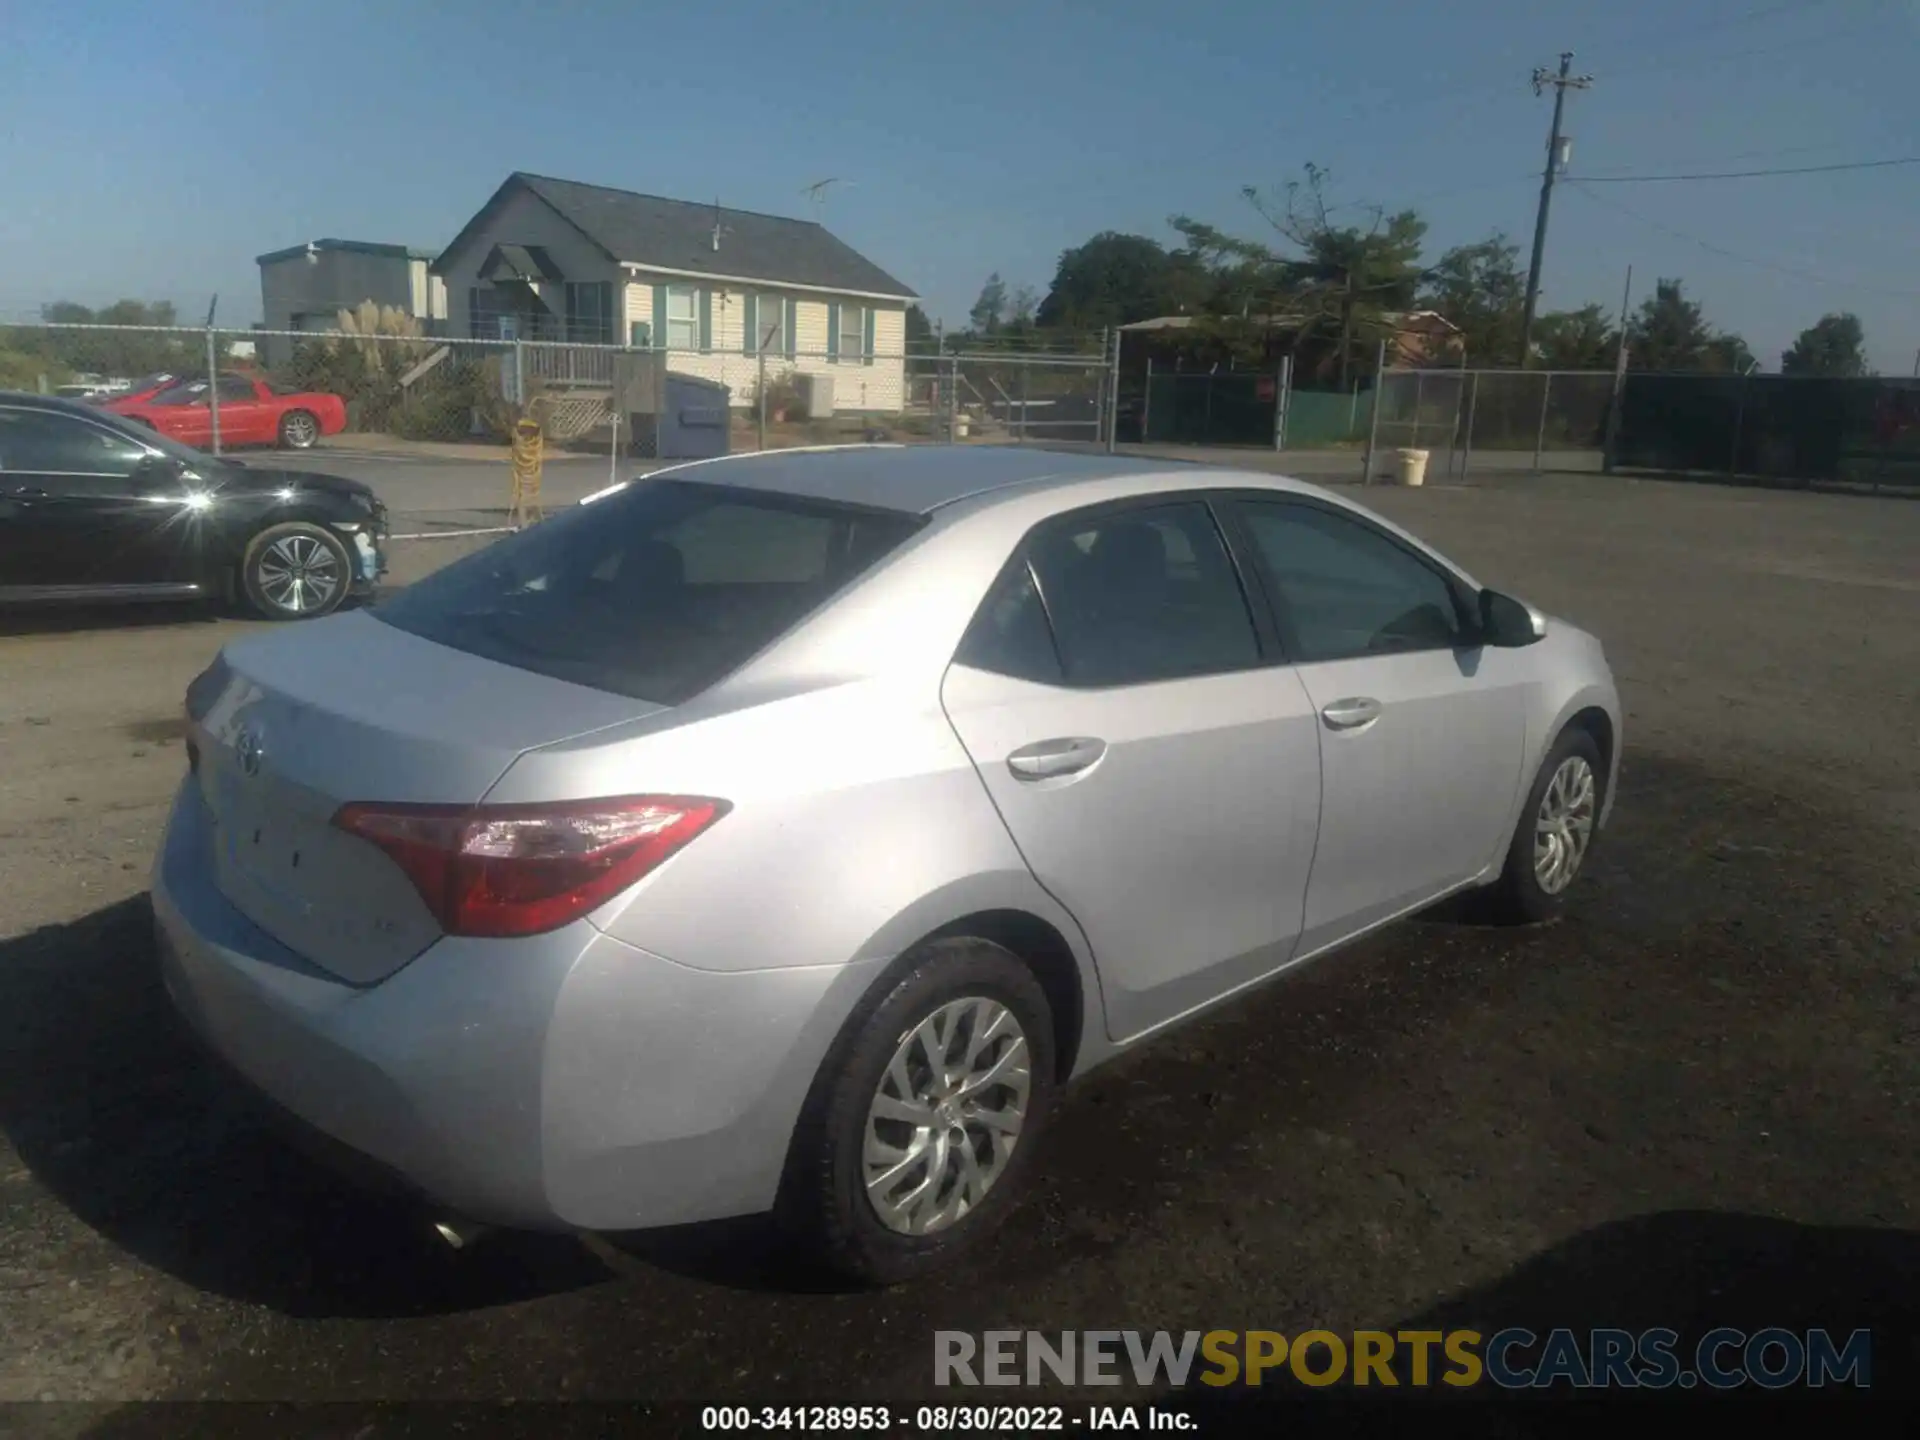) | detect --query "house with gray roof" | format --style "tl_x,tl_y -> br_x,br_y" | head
432,172 -> 918,413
